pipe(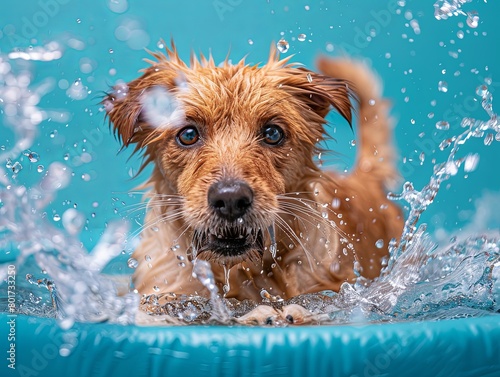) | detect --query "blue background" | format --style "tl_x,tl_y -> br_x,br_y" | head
1,0 -> 499,253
